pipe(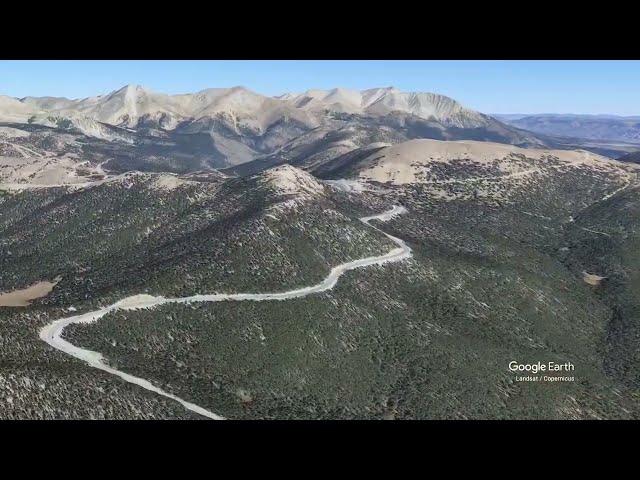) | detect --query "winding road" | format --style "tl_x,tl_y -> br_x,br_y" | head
39,206 -> 412,420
